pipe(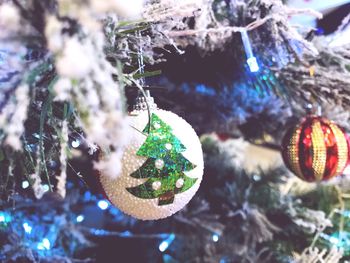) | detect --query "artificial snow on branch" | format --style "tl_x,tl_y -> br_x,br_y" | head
294,247 -> 343,263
